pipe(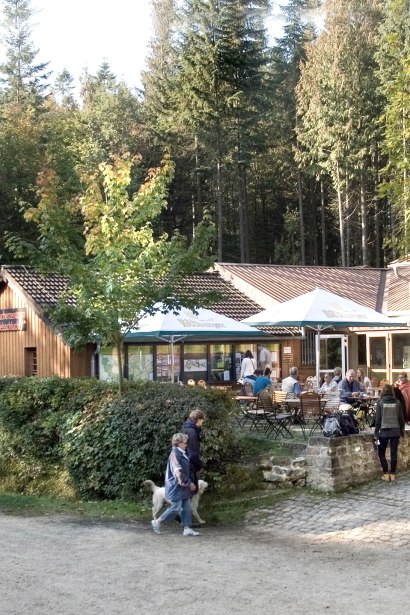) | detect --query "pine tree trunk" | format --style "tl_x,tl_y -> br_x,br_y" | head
336,163 -> 346,267
238,162 -> 249,262
297,167 -> 305,265
360,170 -> 369,266
345,177 -> 350,267
195,135 -> 202,223
320,177 -> 326,265
216,131 -> 223,261
373,146 -> 381,267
